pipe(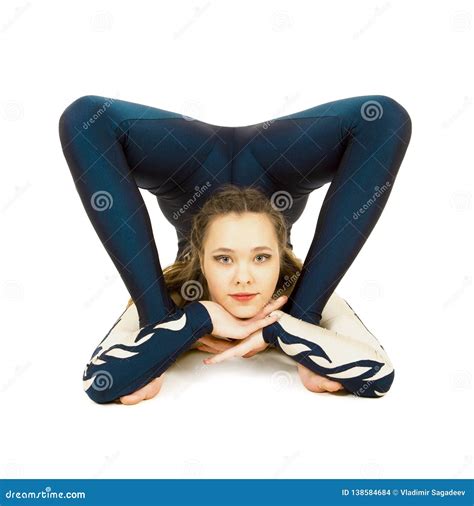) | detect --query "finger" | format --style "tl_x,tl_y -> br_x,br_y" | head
196,345 -> 217,353
245,311 -> 281,335
120,376 -> 164,404
204,339 -> 256,364
242,351 -> 257,358
322,381 -> 344,392
120,393 -> 143,405
199,336 -> 238,352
